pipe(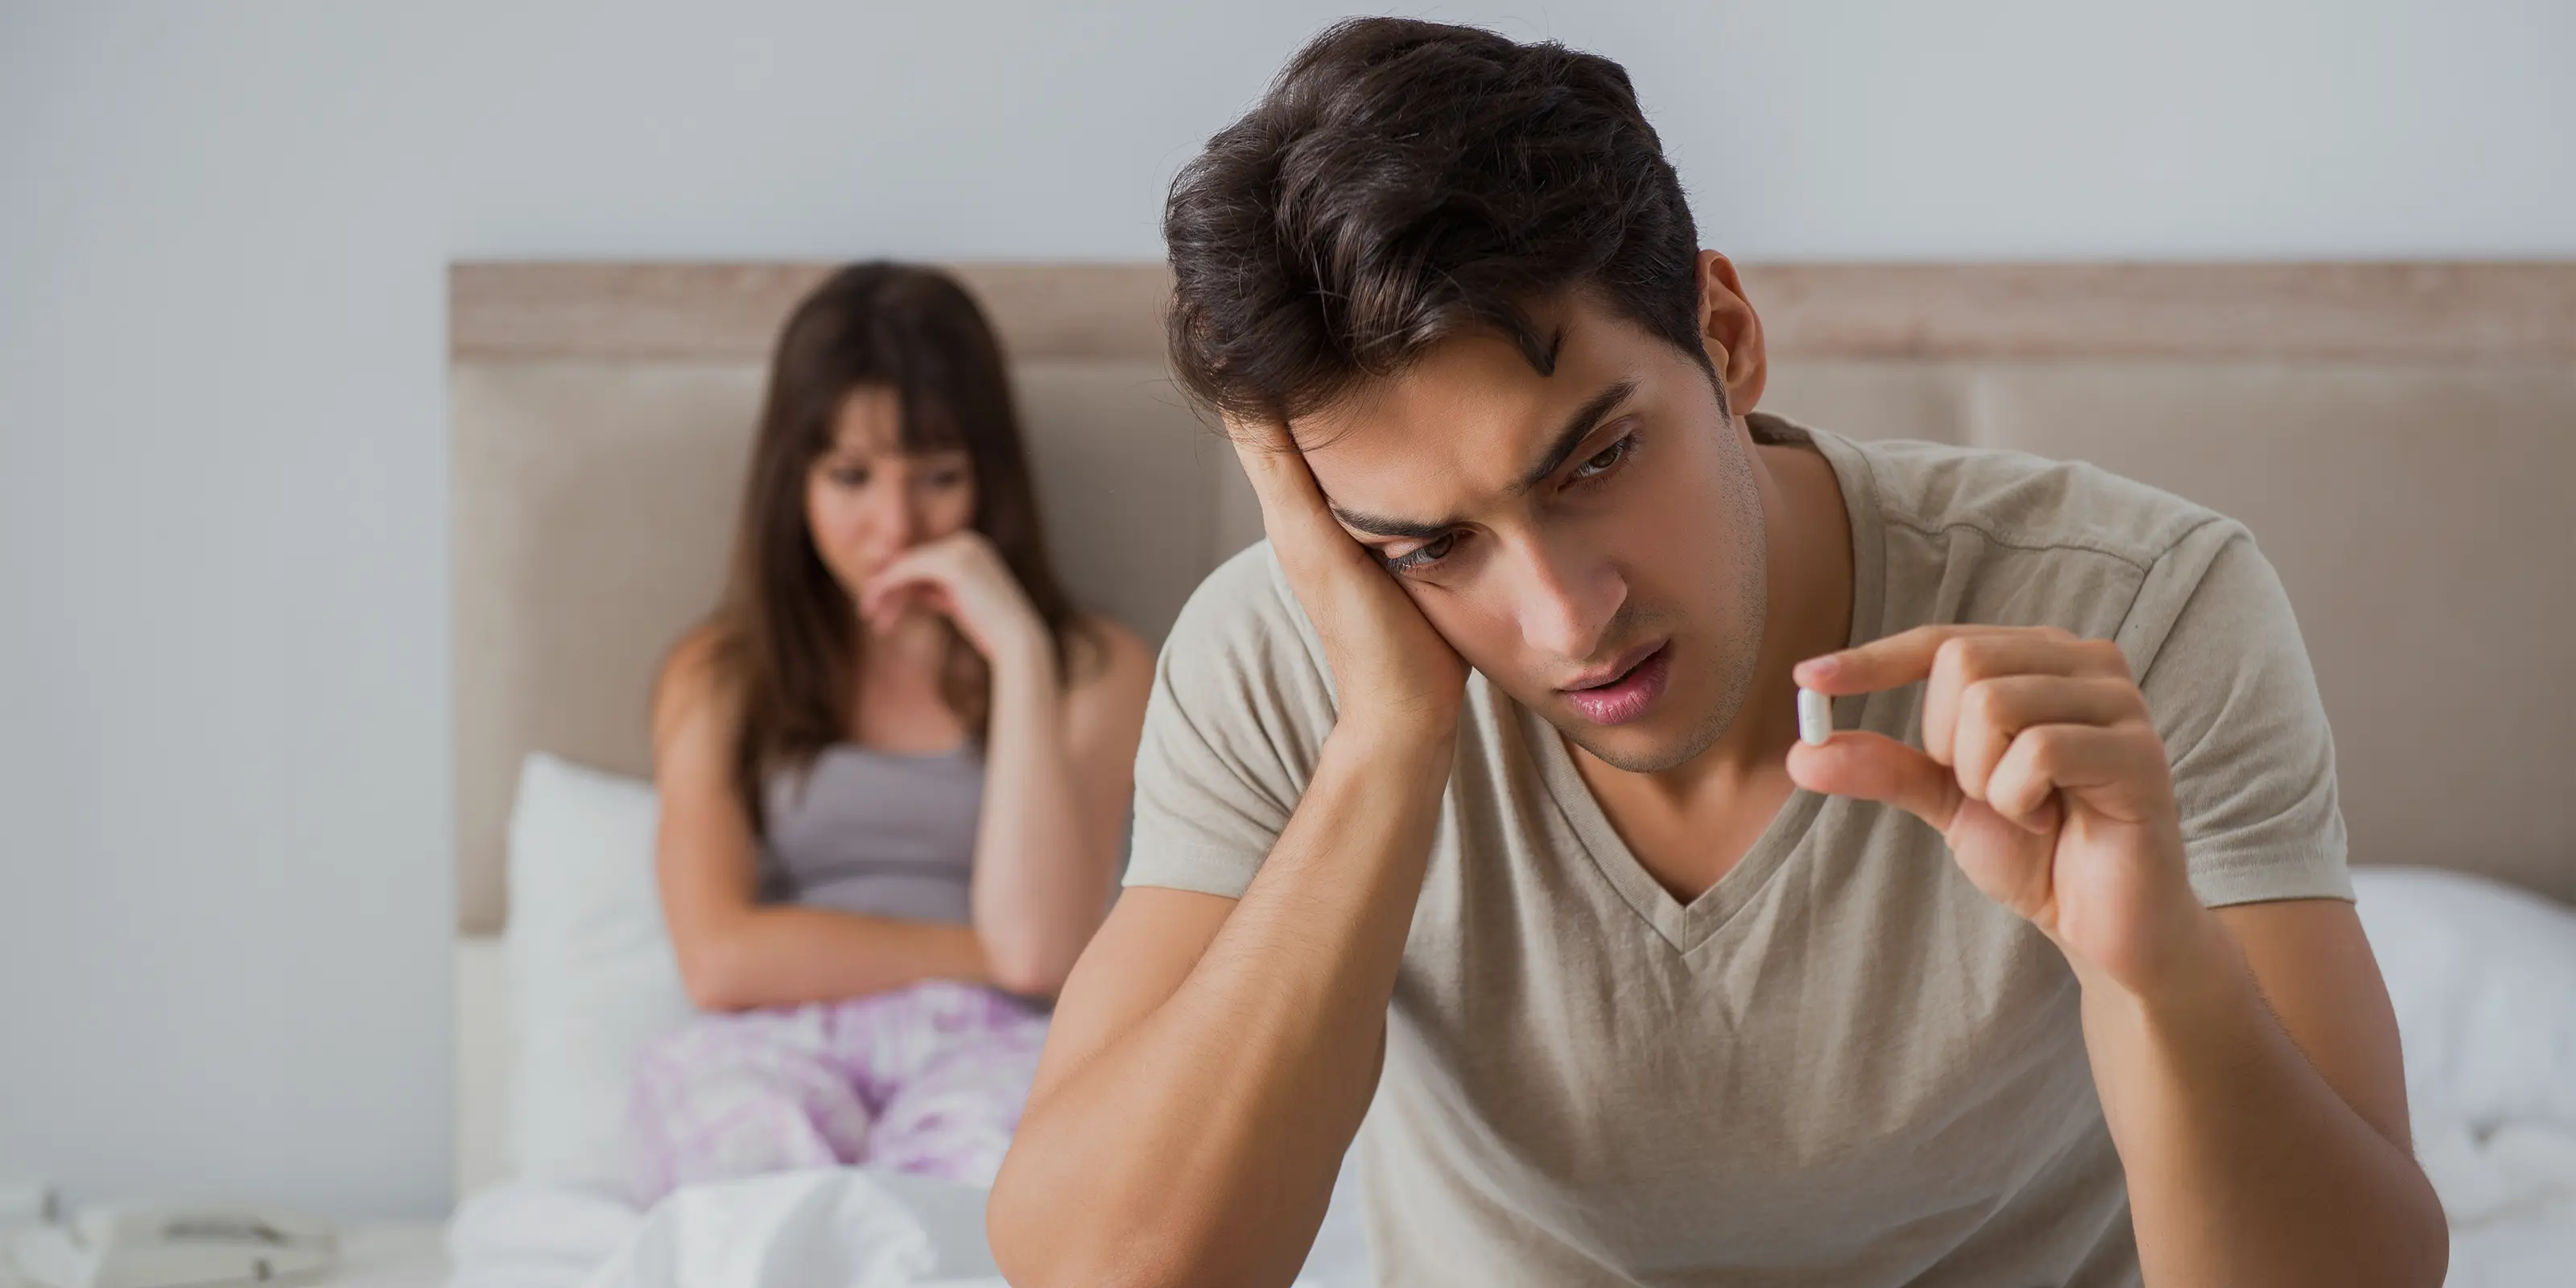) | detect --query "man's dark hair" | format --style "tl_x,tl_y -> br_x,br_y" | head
1164,17 -> 1705,424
